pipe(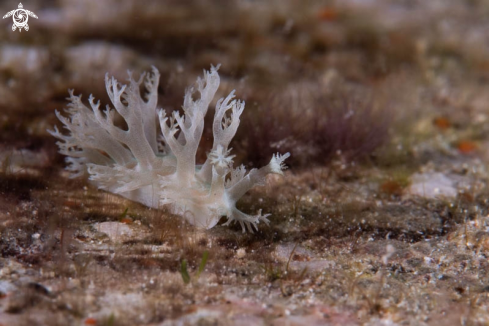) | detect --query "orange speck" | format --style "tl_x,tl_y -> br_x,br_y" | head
120,217 -> 133,224
380,180 -> 403,196
459,192 -> 474,203
457,141 -> 477,154
63,200 -> 78,207
318,7 -> 339,21
433,117 -> 451,130
85,318 -> 97,325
